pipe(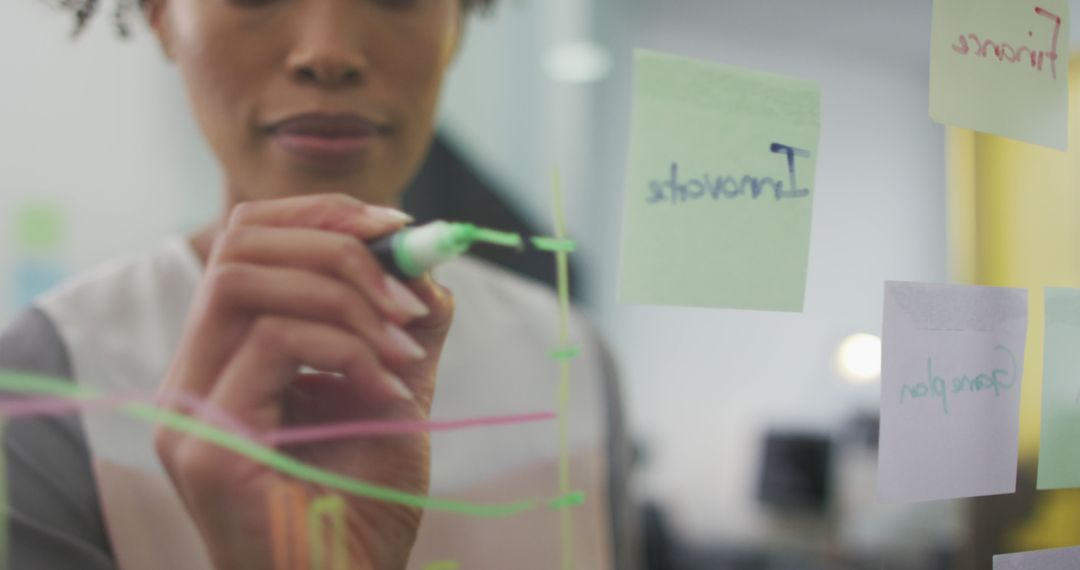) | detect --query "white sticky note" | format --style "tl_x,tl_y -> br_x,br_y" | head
877,282 -> 1028,503
995,546 -> 1080,569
